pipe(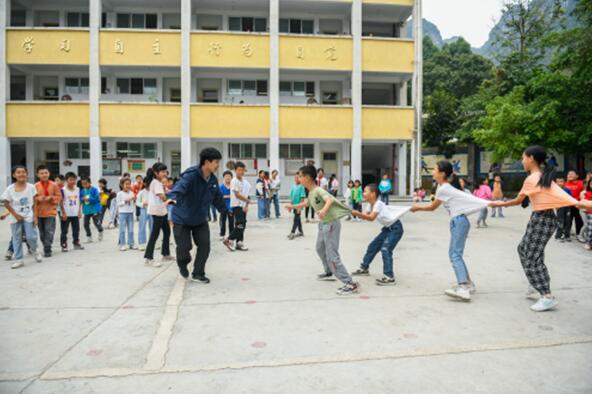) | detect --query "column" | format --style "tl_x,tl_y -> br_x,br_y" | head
269,0 -> 280,173
400,81 -> 408,106
0,0 -> 9,191
25,140 -> 34,178
180,0 -> 192,170
396,142 -> 407,196
413,0 -> 423,188
351,0 -> 362,181
341,140 -> 351,190
89,0 -> 102,183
